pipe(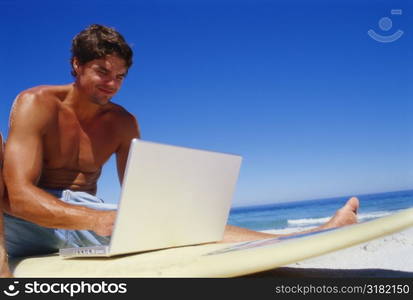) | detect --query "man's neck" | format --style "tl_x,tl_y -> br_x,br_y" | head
64,83 -> 106,122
